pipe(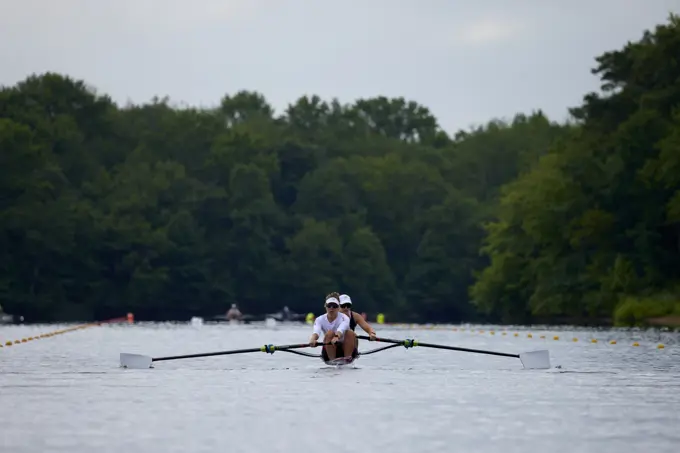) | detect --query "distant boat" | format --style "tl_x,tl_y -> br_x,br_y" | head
264,306 -> 305,323
209,314 -> 253,324
1,312 -> 19,324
